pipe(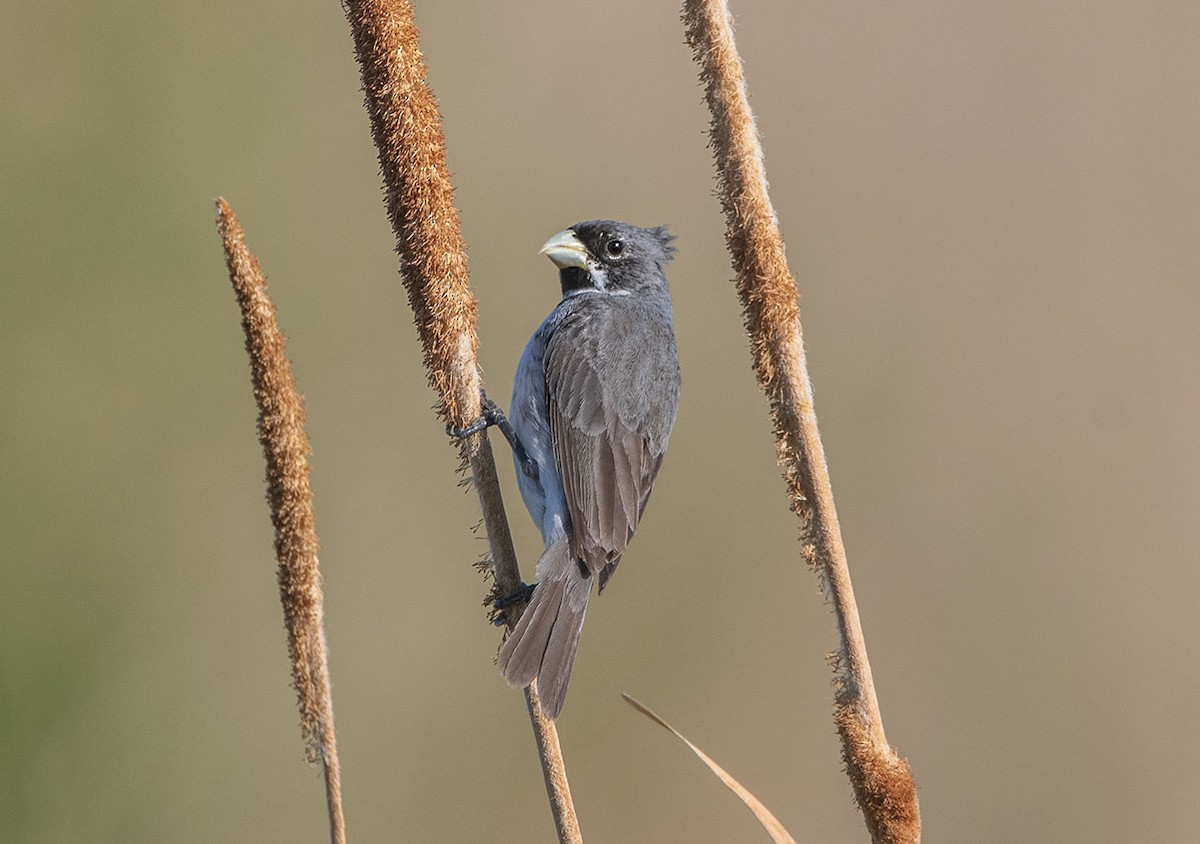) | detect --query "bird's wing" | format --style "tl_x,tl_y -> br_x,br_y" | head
544,299 -> 678,582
